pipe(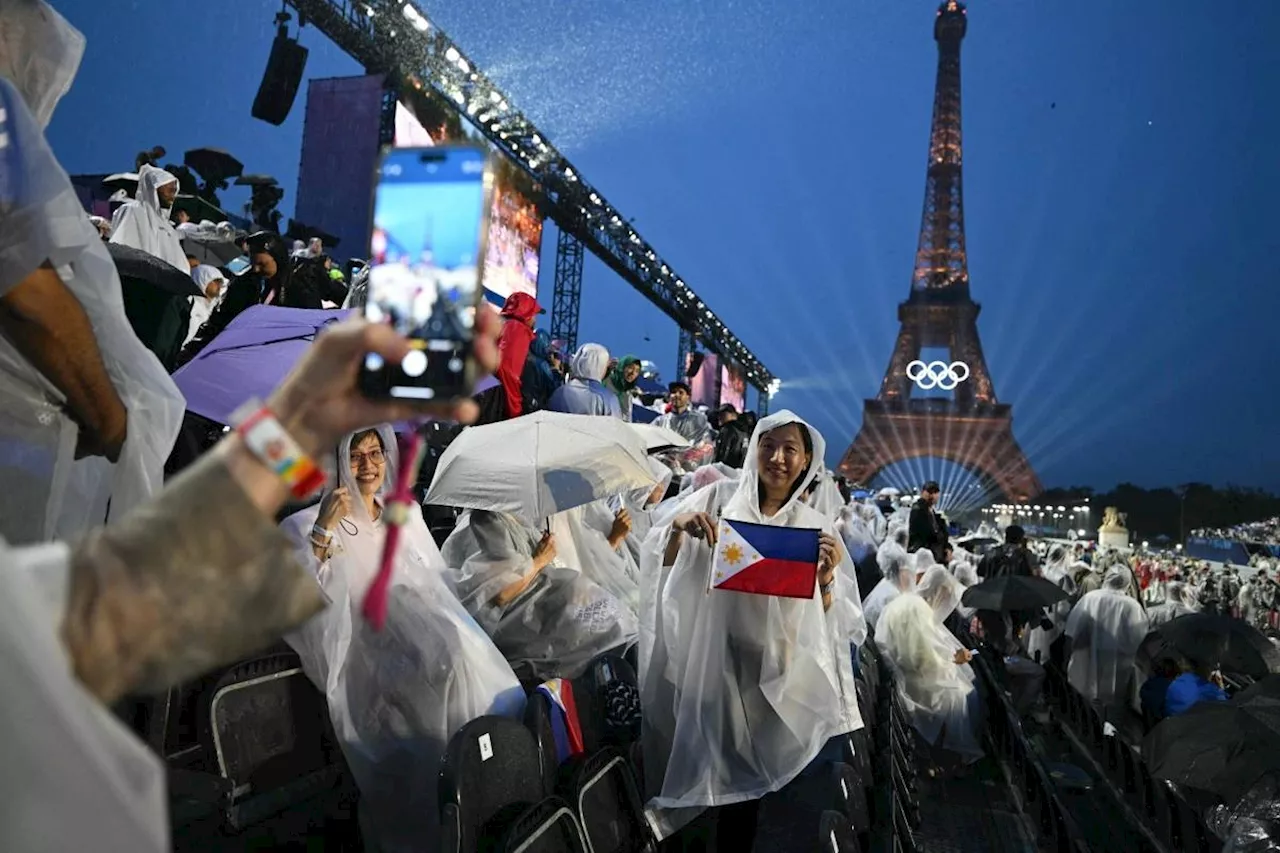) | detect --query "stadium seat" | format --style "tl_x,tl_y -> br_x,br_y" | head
492,796 -> 590,852
816,809 -> 862,853
195,648 -> 343,831
557,747 -> 654,853
439,716 -> 547,852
